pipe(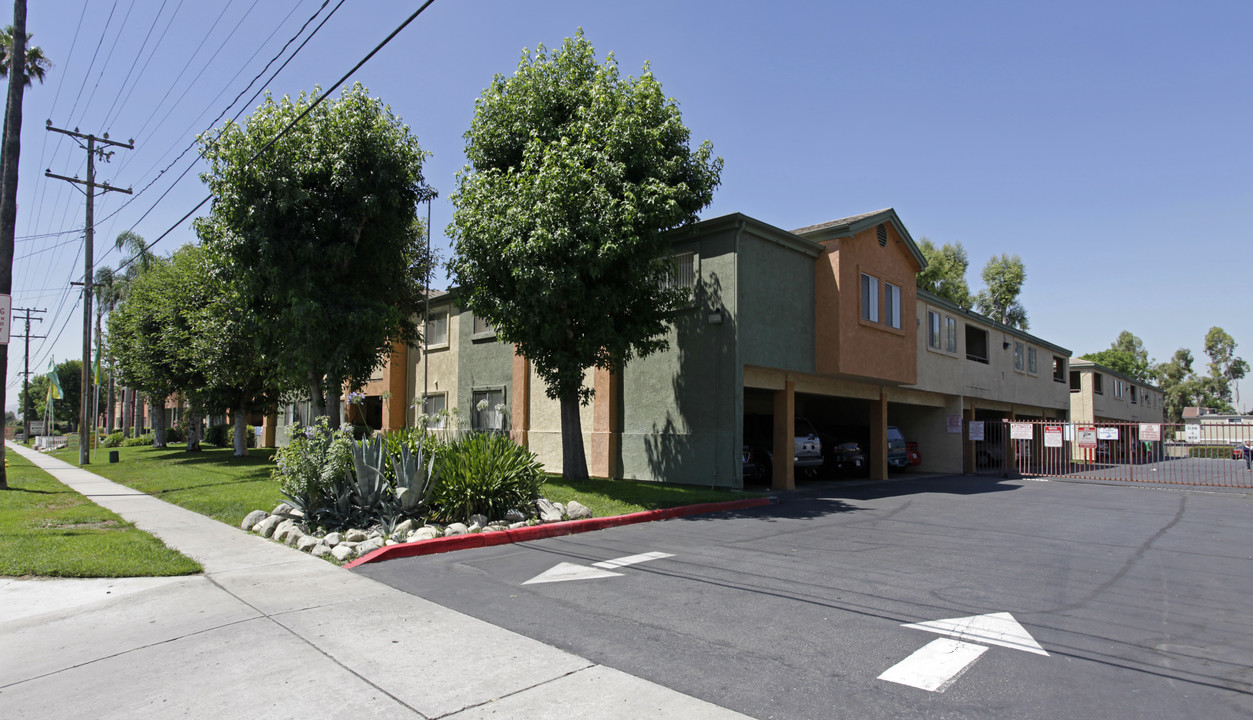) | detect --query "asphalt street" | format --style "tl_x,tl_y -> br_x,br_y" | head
357,475 -> 1253,720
